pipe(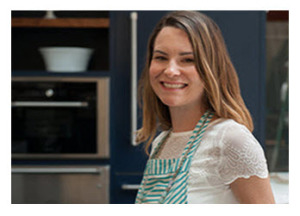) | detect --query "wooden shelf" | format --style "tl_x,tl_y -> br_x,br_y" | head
12,18 -> 109,28
12,70 -> 110,77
